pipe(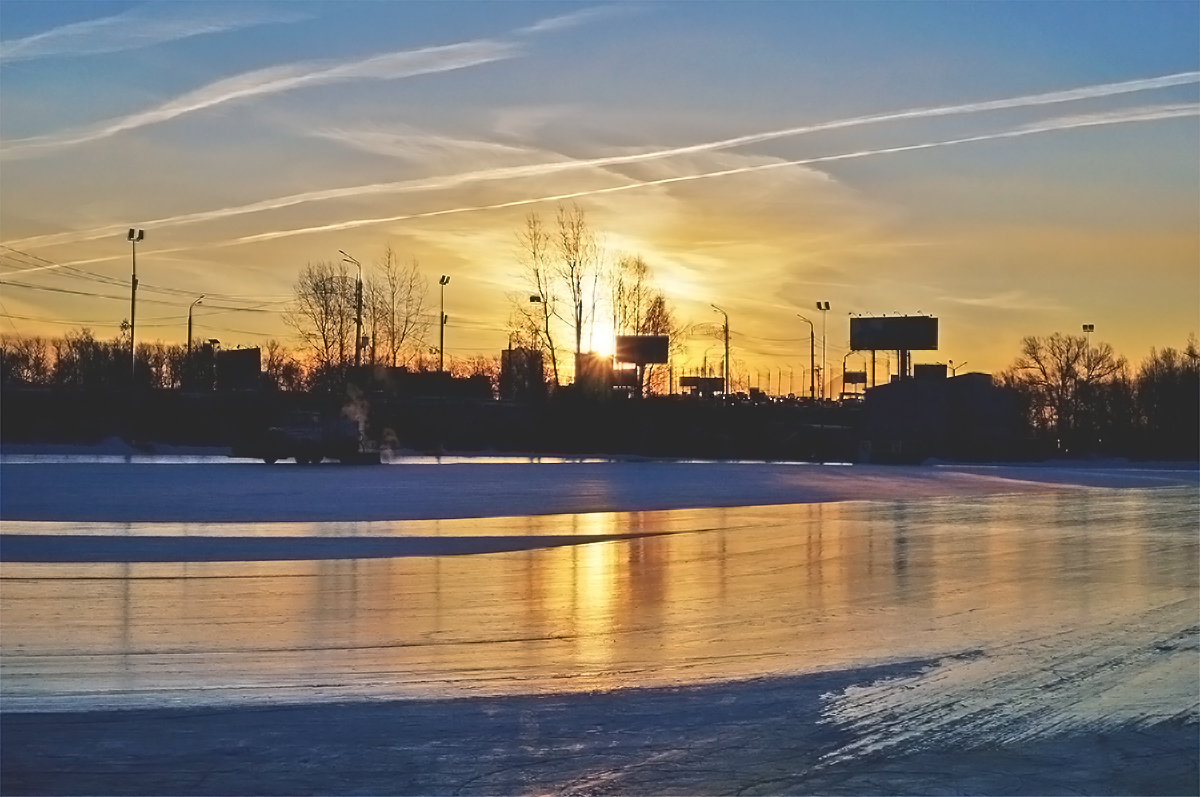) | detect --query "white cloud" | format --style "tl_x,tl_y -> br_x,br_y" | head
939,290 -> 1067,313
